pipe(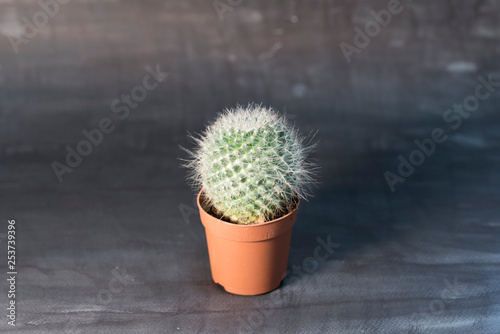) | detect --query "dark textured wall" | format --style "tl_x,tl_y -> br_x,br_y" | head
1,0 -> 499,170
0,1 -> 499,333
